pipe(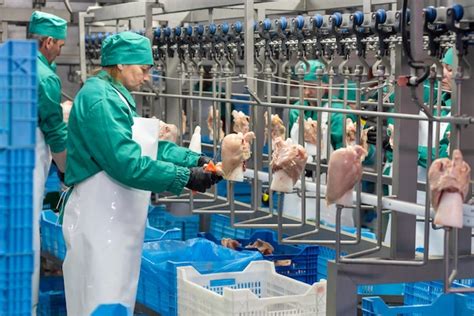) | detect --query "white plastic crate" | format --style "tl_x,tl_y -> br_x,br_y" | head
177,261 -> 327,316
